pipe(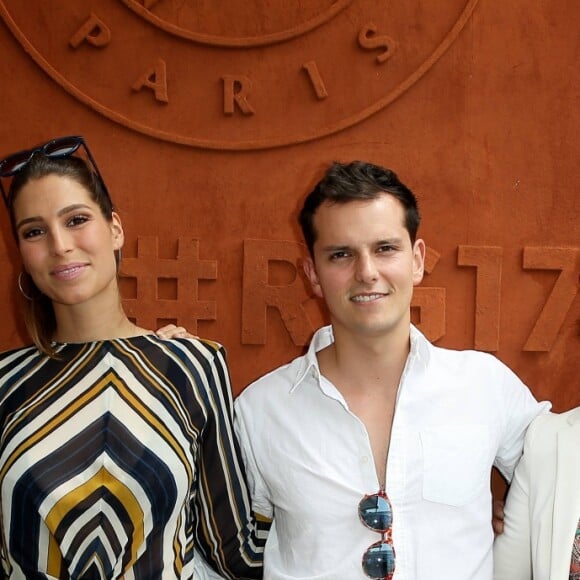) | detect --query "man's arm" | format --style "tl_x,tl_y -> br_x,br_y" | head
494,361 -> 550,481
492,499 -> 505,536
156,324 -> 195,339
493,430 -> 534,579
234,394 -> 275,525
